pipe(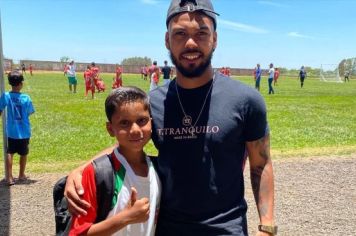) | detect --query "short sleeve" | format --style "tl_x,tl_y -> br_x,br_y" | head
69,164 -> 98,236
244,93 -> 269,142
